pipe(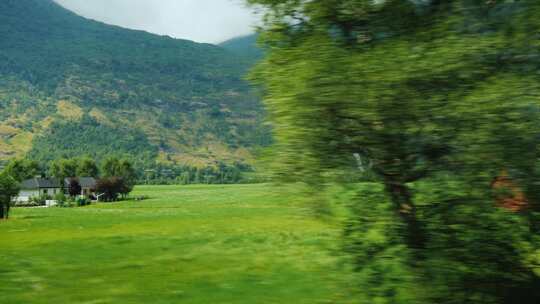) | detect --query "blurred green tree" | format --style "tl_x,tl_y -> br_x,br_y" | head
248,0 -> 540,302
